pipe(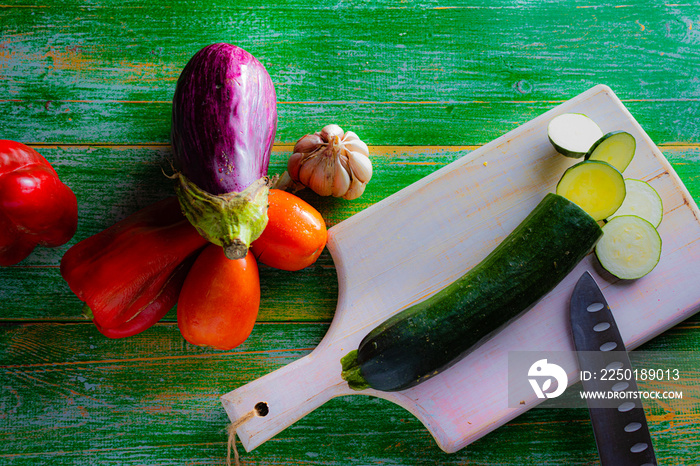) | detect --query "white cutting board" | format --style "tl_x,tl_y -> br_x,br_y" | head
221,85 -> 700,453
